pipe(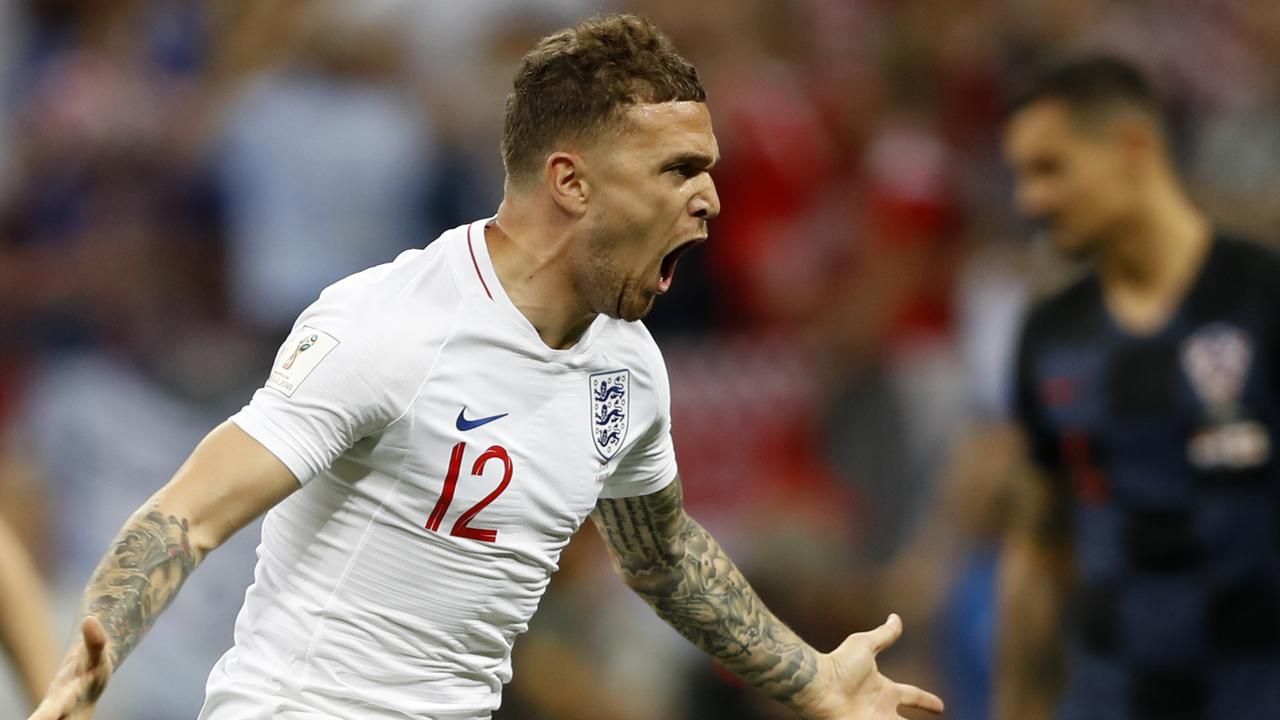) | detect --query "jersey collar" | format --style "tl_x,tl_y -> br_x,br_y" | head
464,217 -> 608,356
